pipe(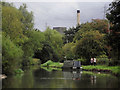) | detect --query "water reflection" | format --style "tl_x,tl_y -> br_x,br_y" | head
90,75 -> 96,85
62,69 -> 82,80
2,66 -> 119,88
72,71 -> 82,80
